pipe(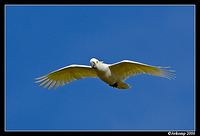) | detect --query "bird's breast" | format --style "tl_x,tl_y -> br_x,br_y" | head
95,67 -> 116,85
